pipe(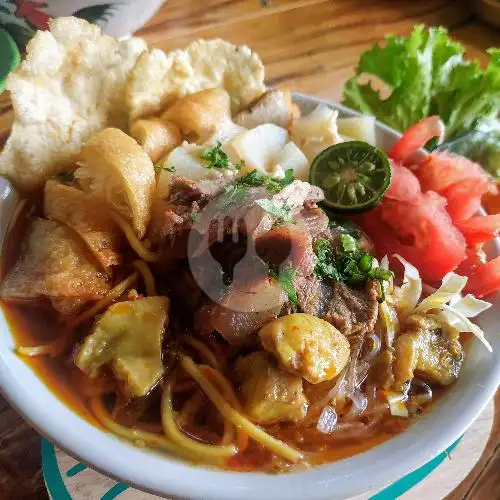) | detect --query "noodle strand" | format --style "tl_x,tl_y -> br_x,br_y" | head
180,355 -> 302,463
111,212 -> 159,262
161,377 -> 237,460
132,260 -> 157,296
